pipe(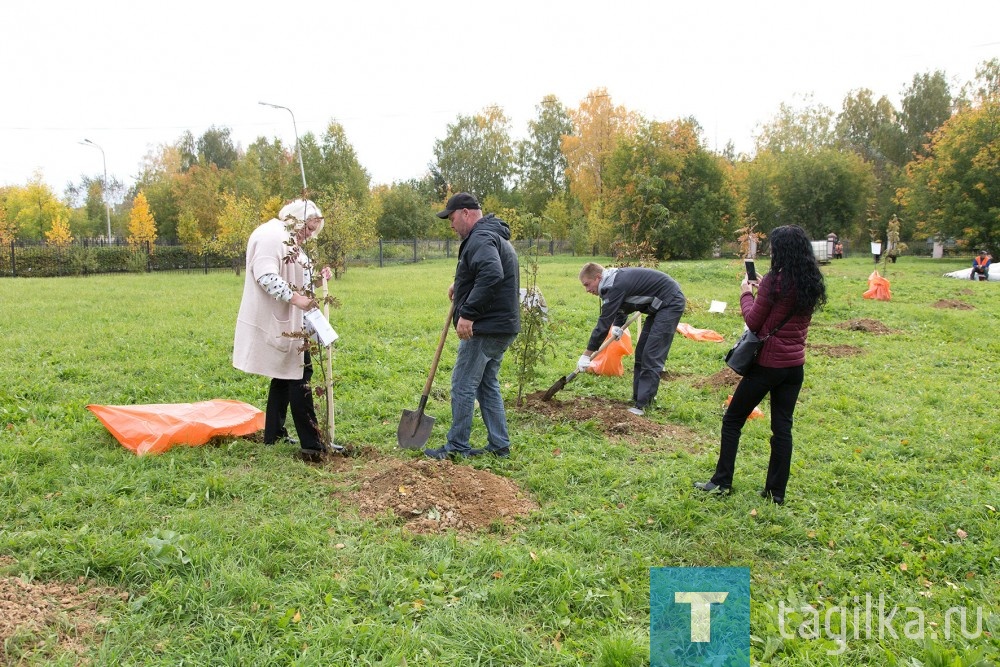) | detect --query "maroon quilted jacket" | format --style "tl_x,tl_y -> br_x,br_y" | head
740,272 -> 812,368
